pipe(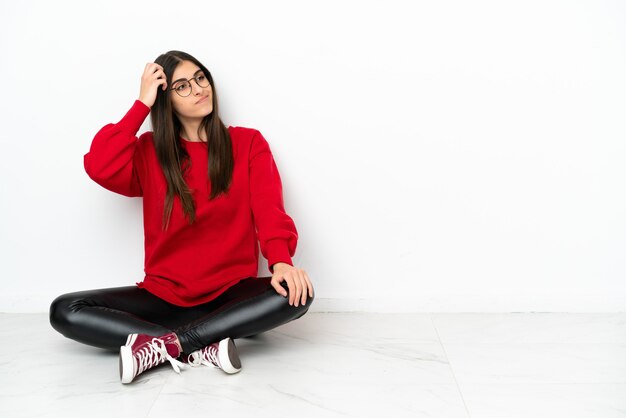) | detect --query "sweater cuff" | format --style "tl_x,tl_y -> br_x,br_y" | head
116,100 -> 151,136
266,239 -> 293,273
